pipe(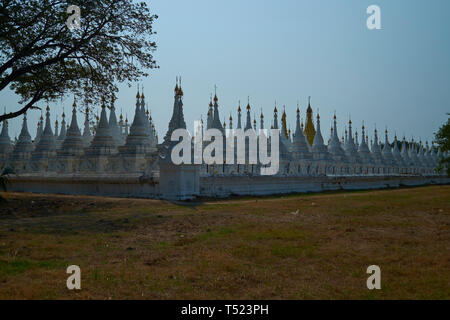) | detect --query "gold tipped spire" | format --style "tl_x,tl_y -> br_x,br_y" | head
304,97 -> 316,146
307,96 -> 312,113
174,77 -> 179,94
281,107 -> 288,139
178,77 -> 183,96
